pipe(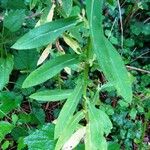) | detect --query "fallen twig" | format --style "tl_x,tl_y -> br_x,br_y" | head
126,65 -> 150,74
